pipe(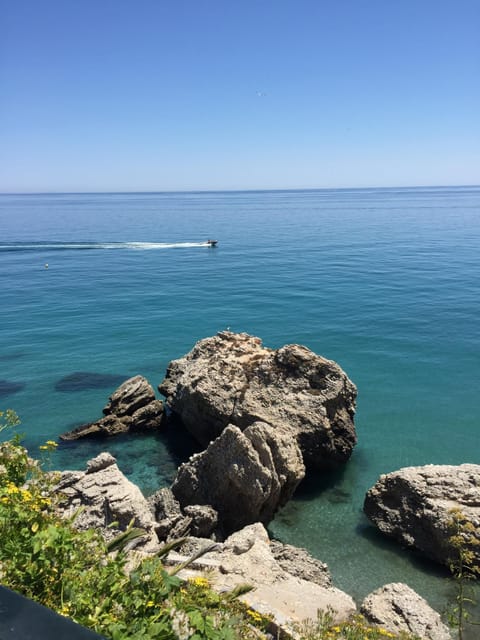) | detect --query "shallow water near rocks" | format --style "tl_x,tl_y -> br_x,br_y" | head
1,187 -> 479,625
